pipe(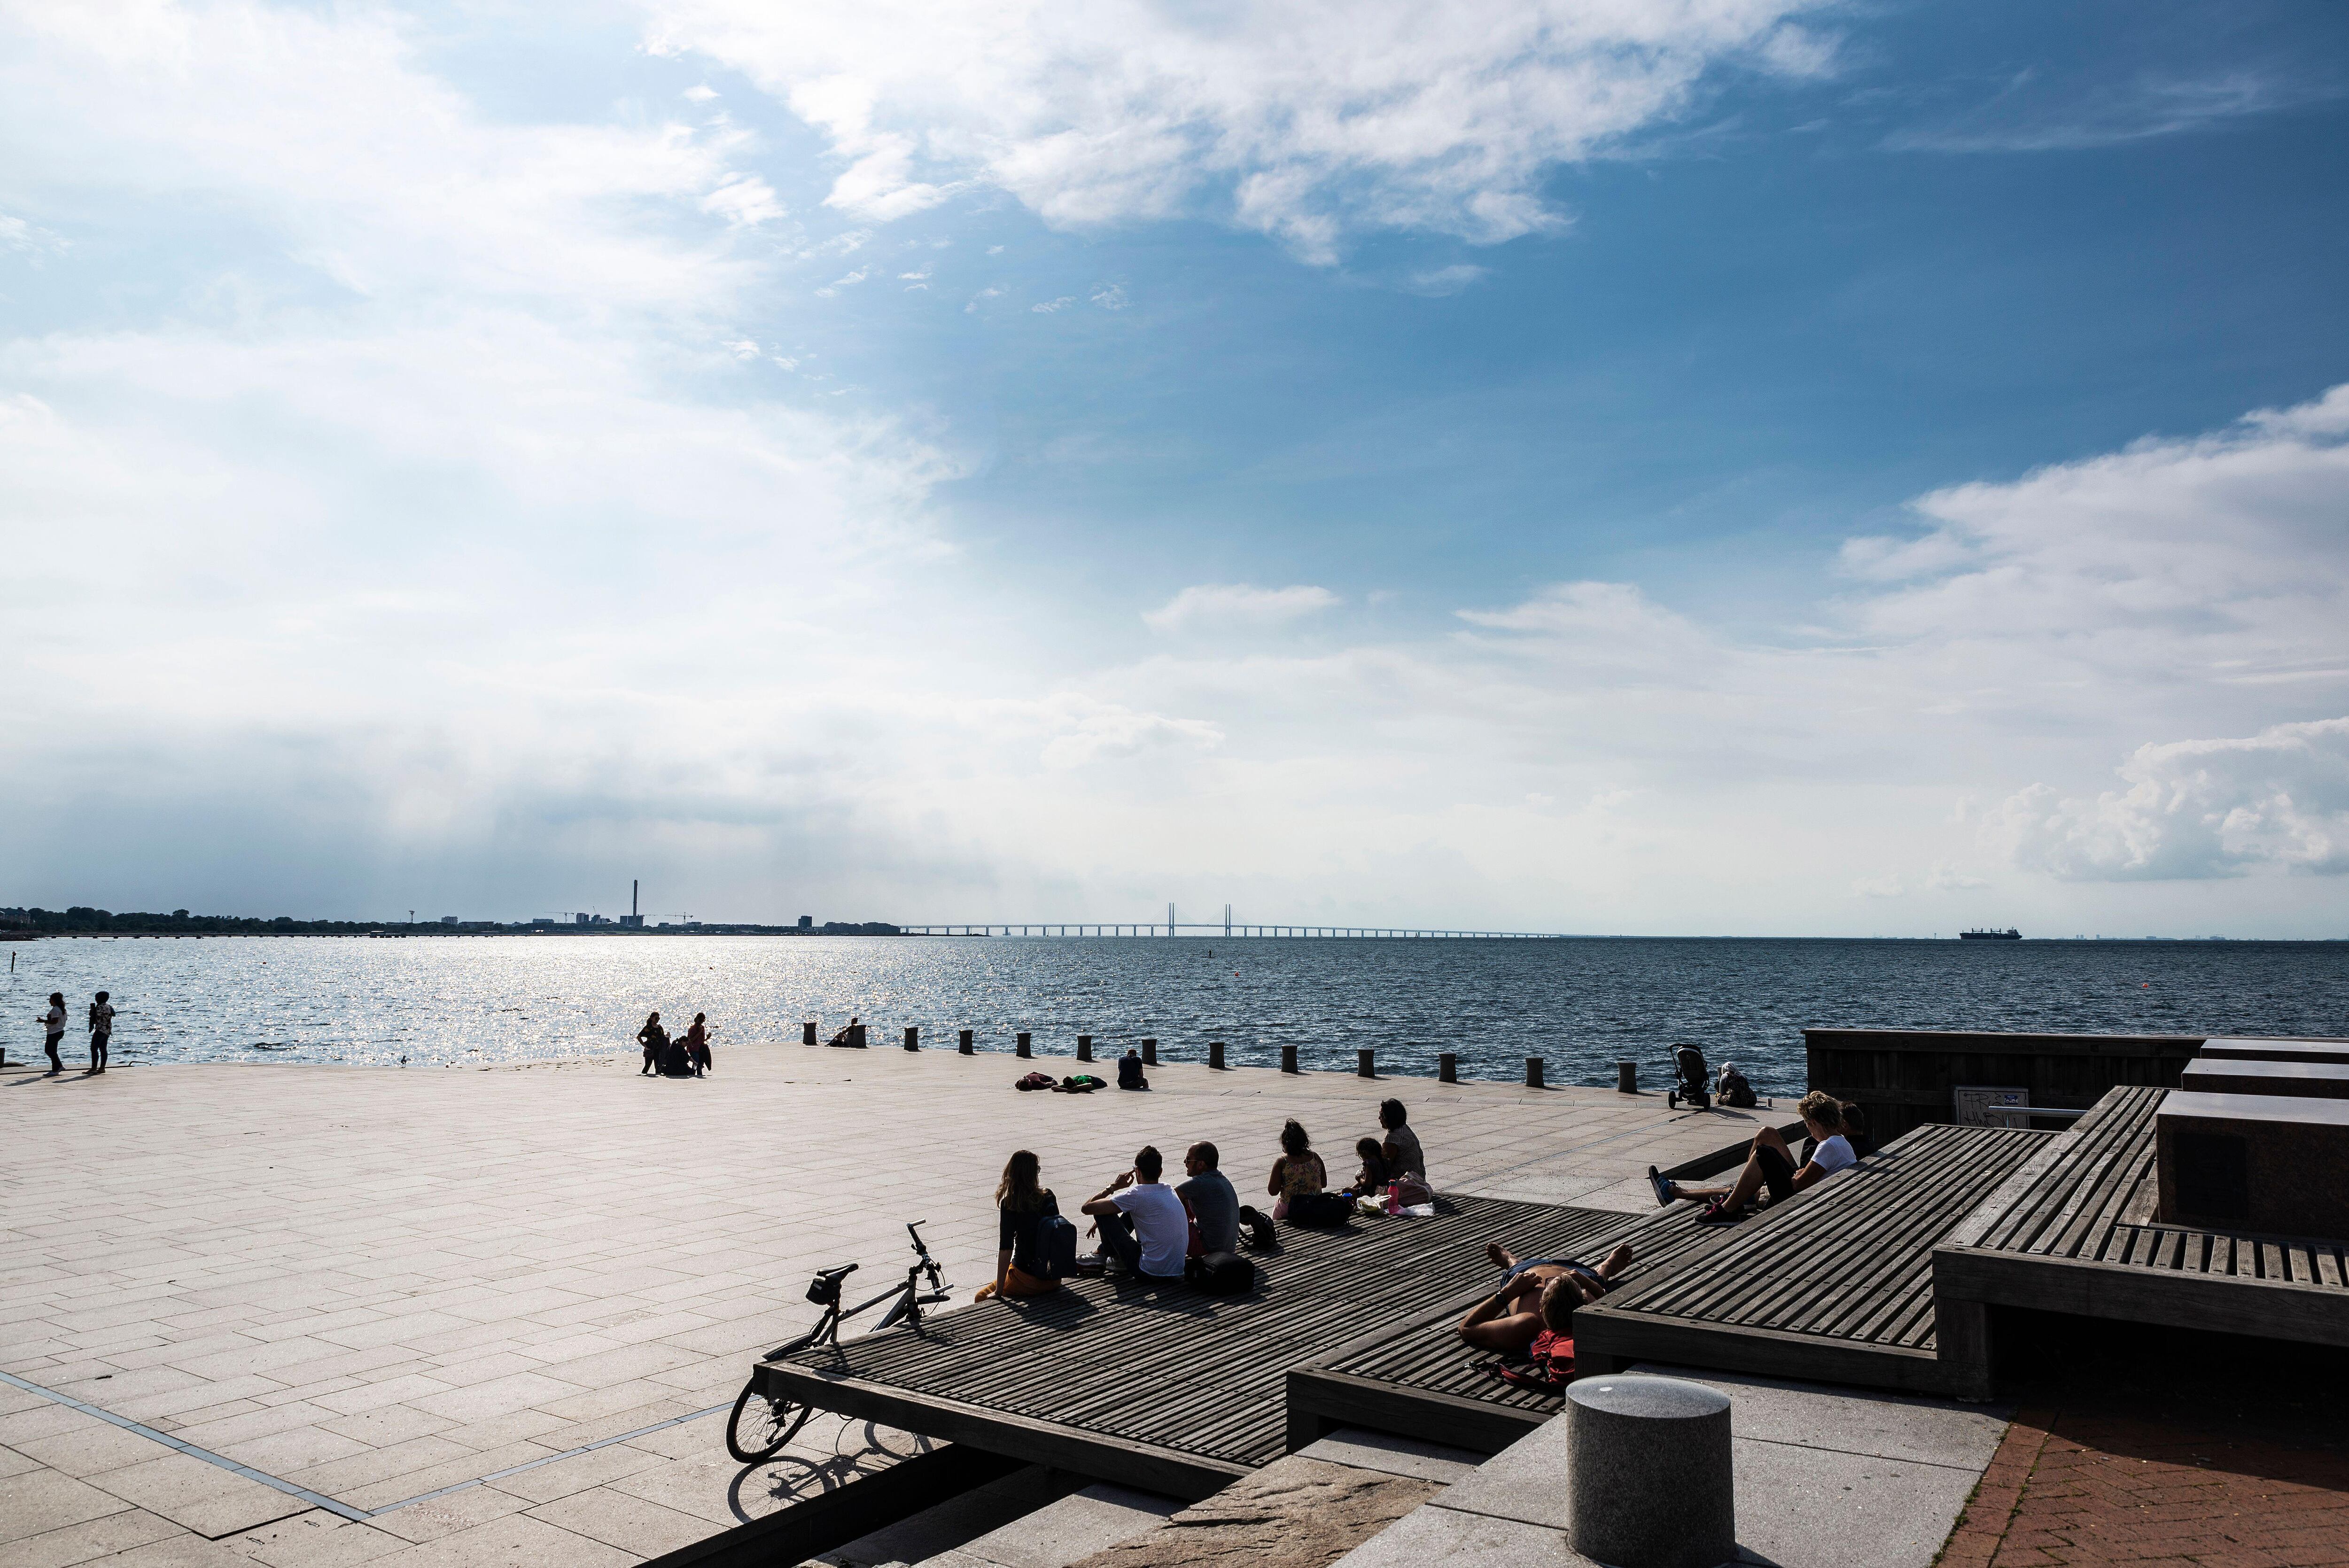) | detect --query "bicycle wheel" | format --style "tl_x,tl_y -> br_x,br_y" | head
726,1372 -> 812,1463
